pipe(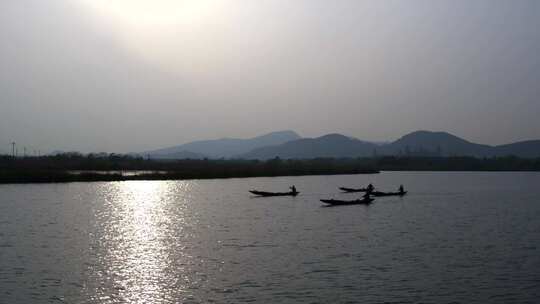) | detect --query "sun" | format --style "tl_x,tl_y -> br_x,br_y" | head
81,0 -> 225,28
78,0 -> 231,71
